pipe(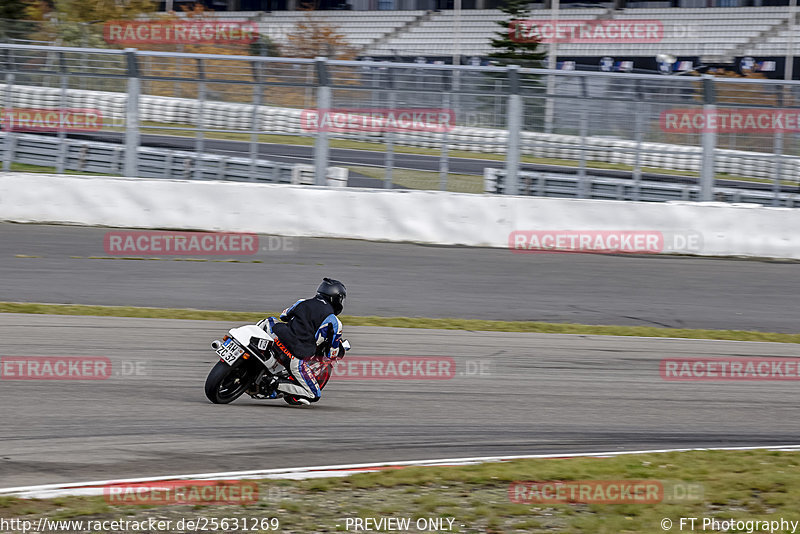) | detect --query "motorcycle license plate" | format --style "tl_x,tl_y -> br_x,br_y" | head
217,337 -> 244,365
